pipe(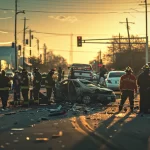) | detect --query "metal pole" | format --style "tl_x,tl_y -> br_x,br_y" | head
15,0 -> 18,70
29,29 -> 32,71
37,39 -> 39,58
113,43 -> 115,63
23,17 -> 26,69
145,0 -> 149,64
